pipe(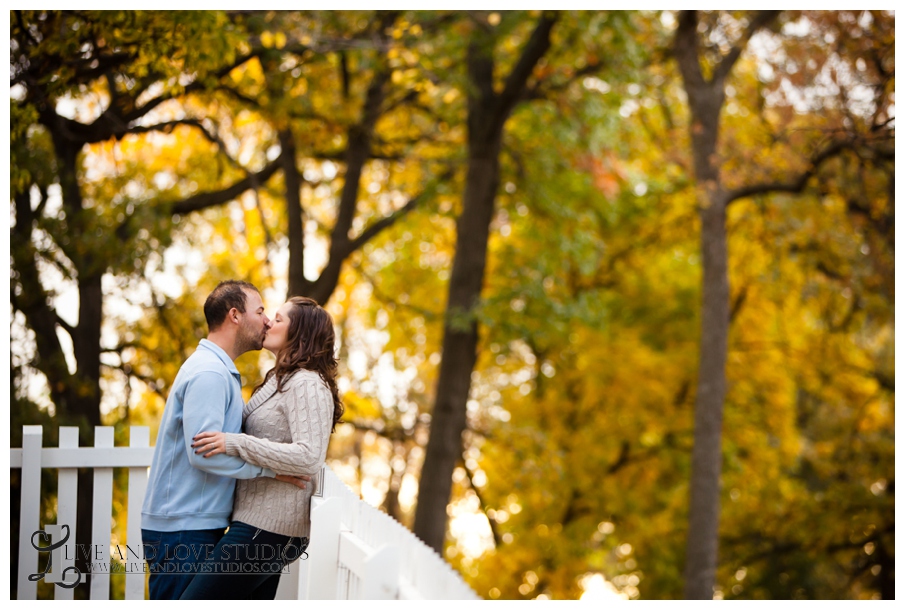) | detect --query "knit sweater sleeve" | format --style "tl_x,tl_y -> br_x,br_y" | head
222,373 -> 333,476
